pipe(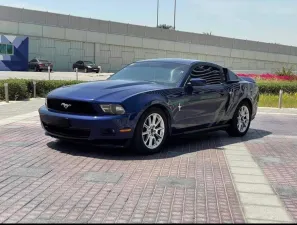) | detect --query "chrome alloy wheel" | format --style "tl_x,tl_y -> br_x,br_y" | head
142,113 -> 165,150
237,105 -> 250,133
